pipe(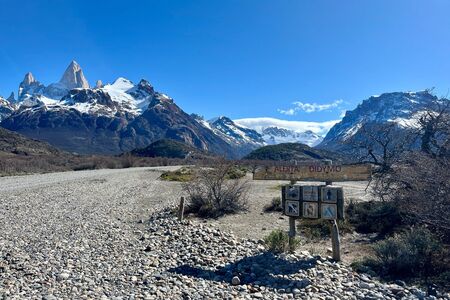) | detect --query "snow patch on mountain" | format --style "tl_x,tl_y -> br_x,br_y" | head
233,117 -> 338,146
234,117 -> 339,136
261,127 -> 324,146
